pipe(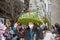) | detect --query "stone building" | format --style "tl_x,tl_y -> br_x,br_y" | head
51,0 -> 60,25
